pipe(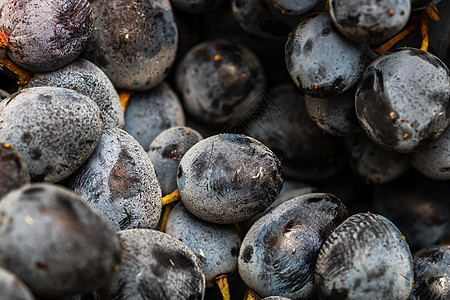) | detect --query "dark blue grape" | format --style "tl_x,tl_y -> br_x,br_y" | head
0,87 -> 103,182
24,58 -> 124,128
329,0 -> 411,44
231,0 -> 303,40
175,39 -> 266,125
83,0 -> 178,90
0,0 -> 93,72
245,83 -> 345,181
0,266 -> 34,300
0,183 -> 121,298
410,125 -> 450,180
178,134 -> 283,224
411,0 -> 442,10
147,126 -> 202,196
239,193 -> 347,299
110,229 -> 205,299
285,12 -> 373,98
66,127 -> 162,231
267,0 -> 319,15
305,86 -> 361,136
165,202 -> 241,287
372,171 -> 450,250
345,133 -> 410,183
355,47 -> 450,153
315,213 -> 413,299
124,82 -> 185,151
0,142 -> 29,199
410,244 -> 450,300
